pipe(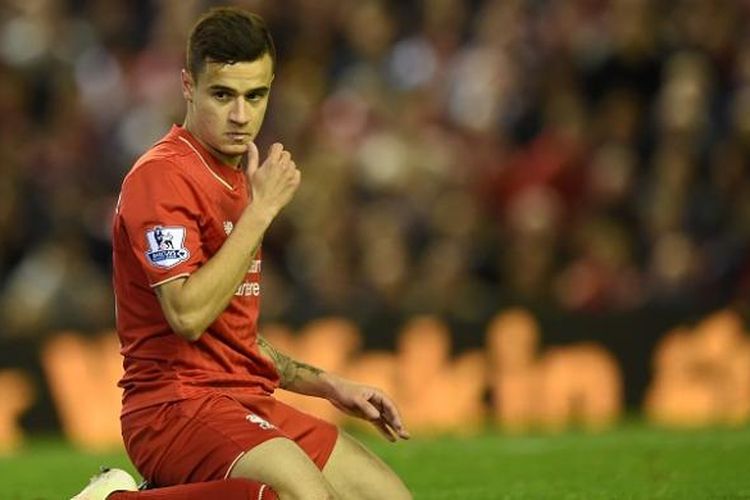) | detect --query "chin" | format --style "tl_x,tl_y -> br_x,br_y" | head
220,144 -> 249,155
